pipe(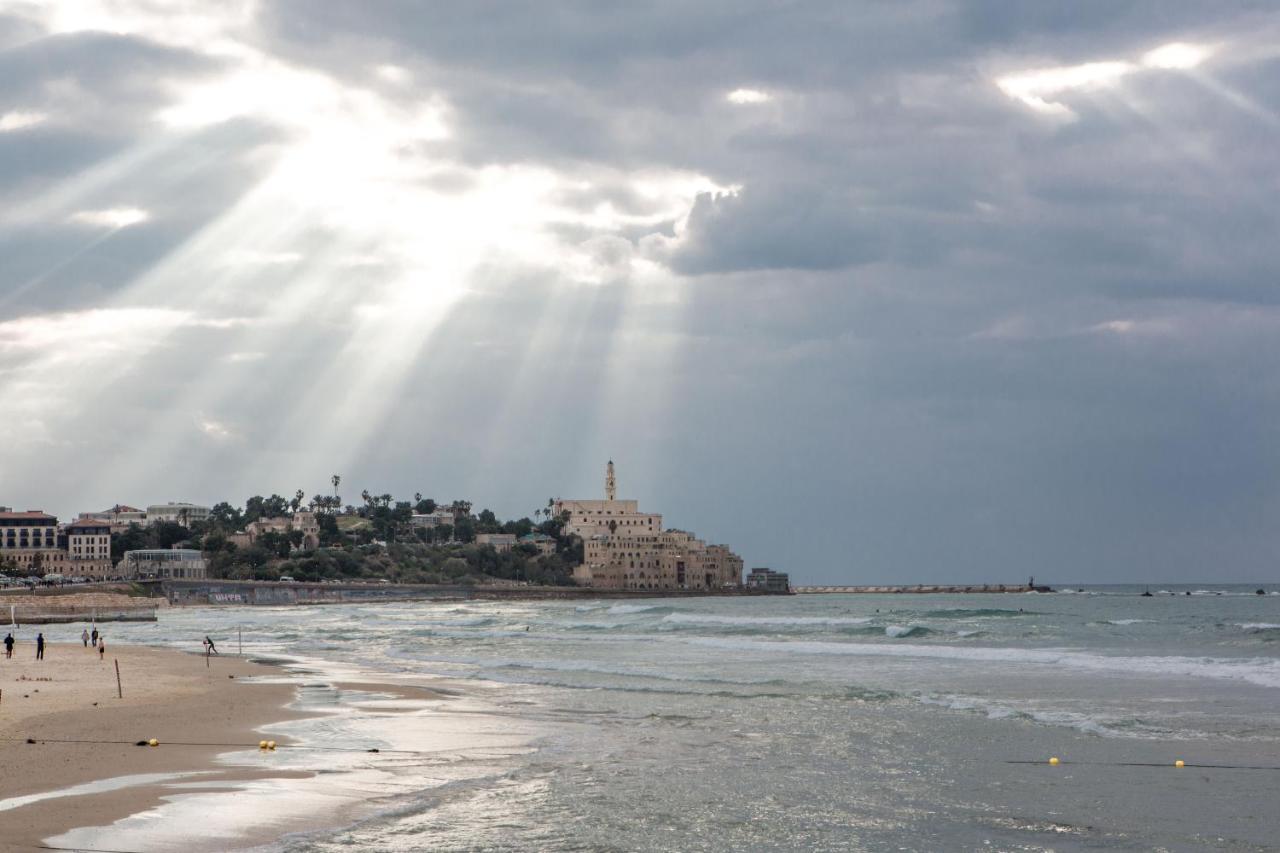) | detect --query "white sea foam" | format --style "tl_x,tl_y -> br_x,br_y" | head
678,636 -> 1280,689
884,625 -> 916,638
1103,619 -> 1151,626
1238,623 -> 1280,631
606,604 -> 662,615
662,613 -> 872,627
